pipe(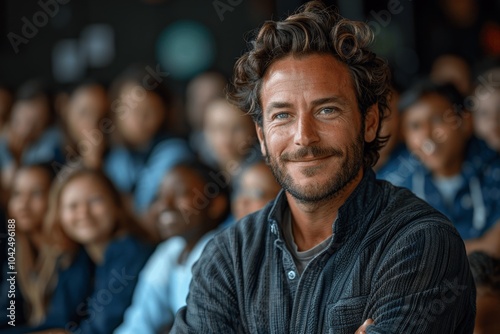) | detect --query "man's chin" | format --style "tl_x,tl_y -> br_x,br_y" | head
285,183 -> 337,203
